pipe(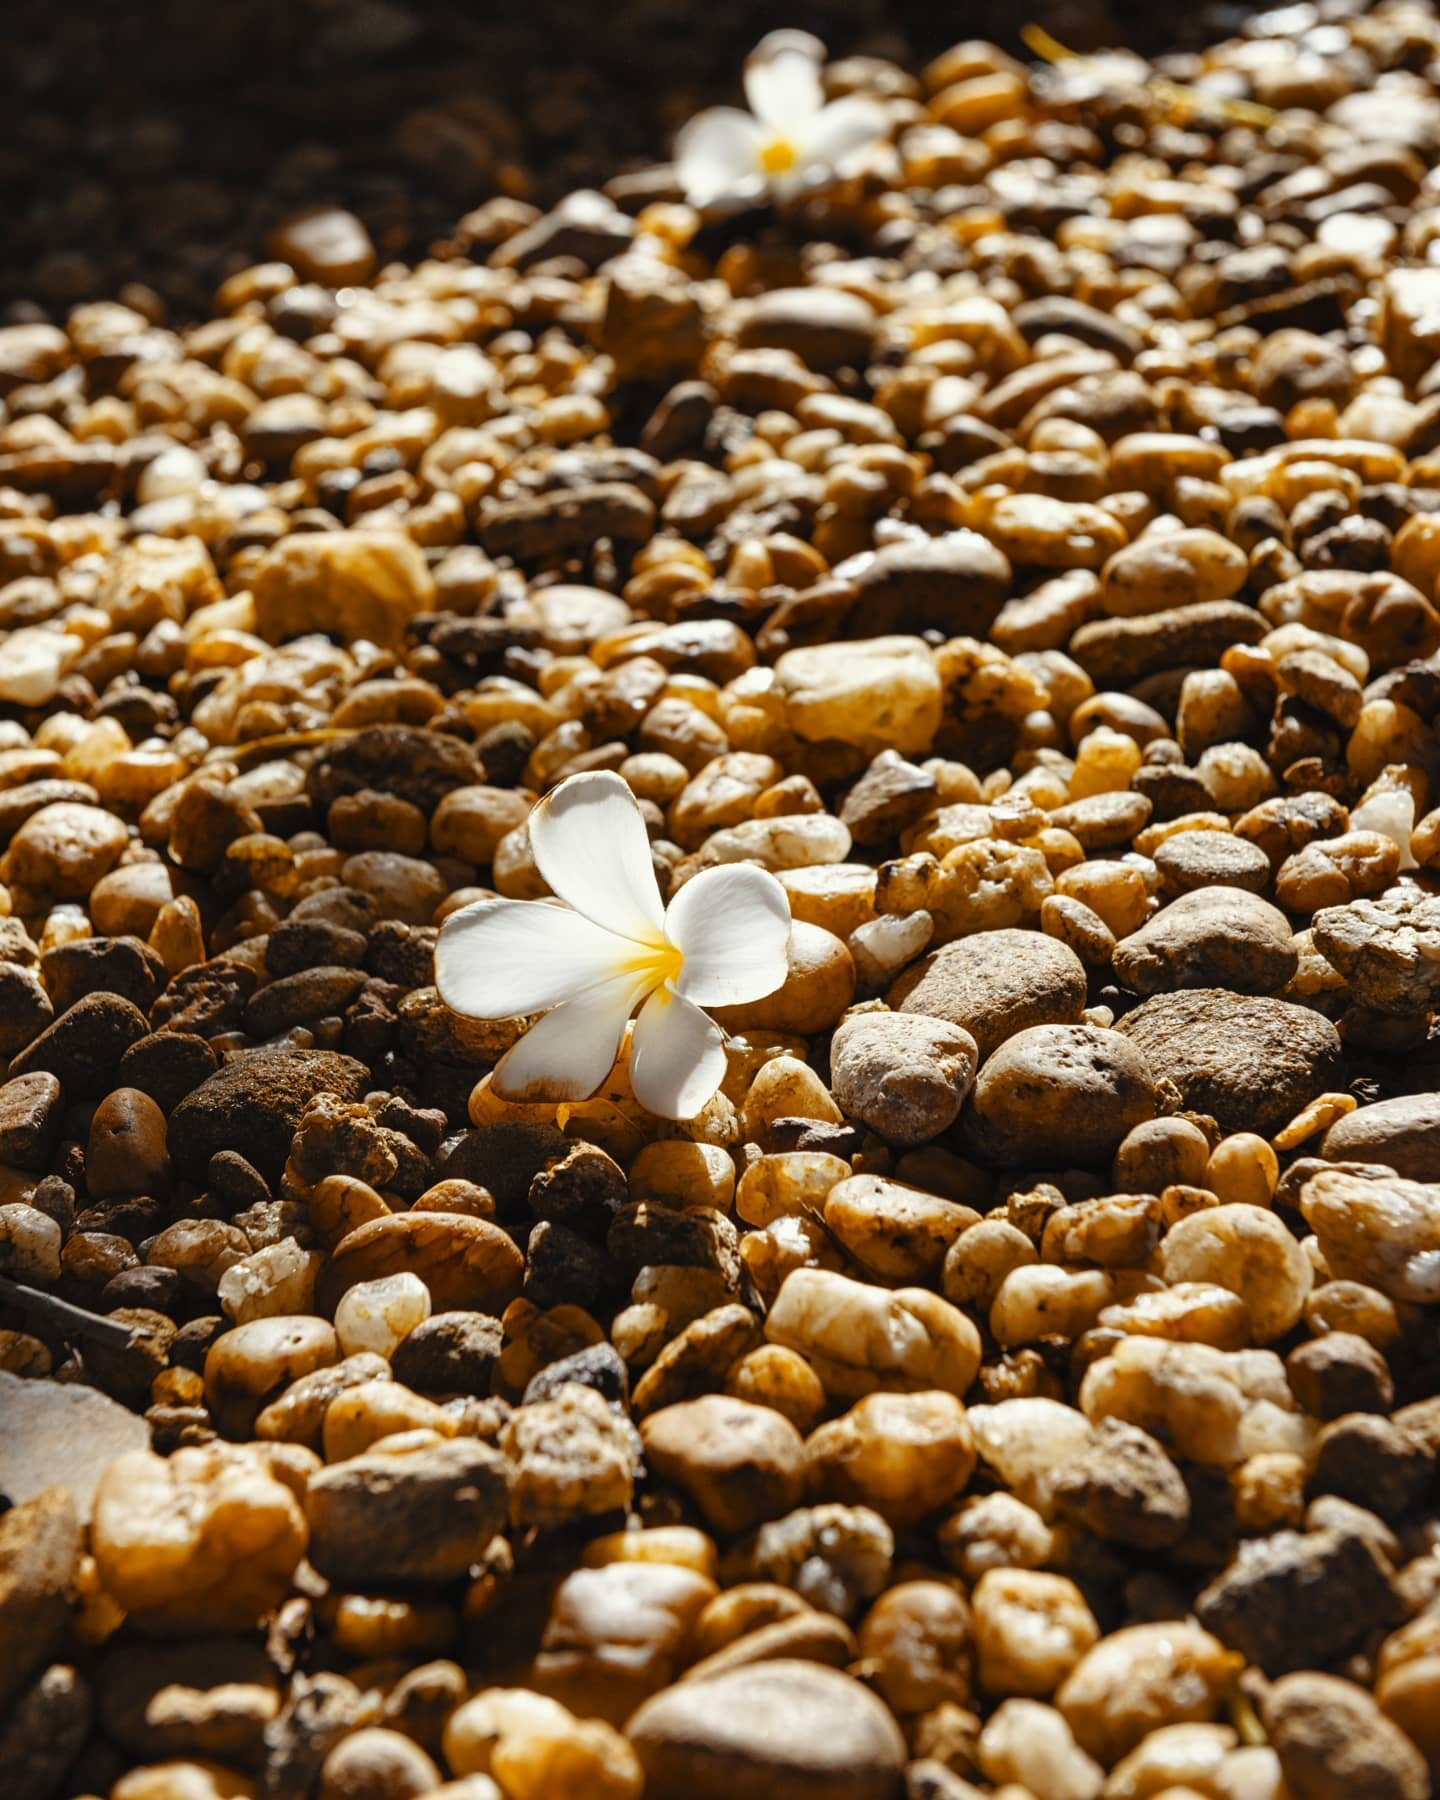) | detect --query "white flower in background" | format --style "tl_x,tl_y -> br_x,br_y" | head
437,770 -> 792,1120
675,28 -> 888,211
